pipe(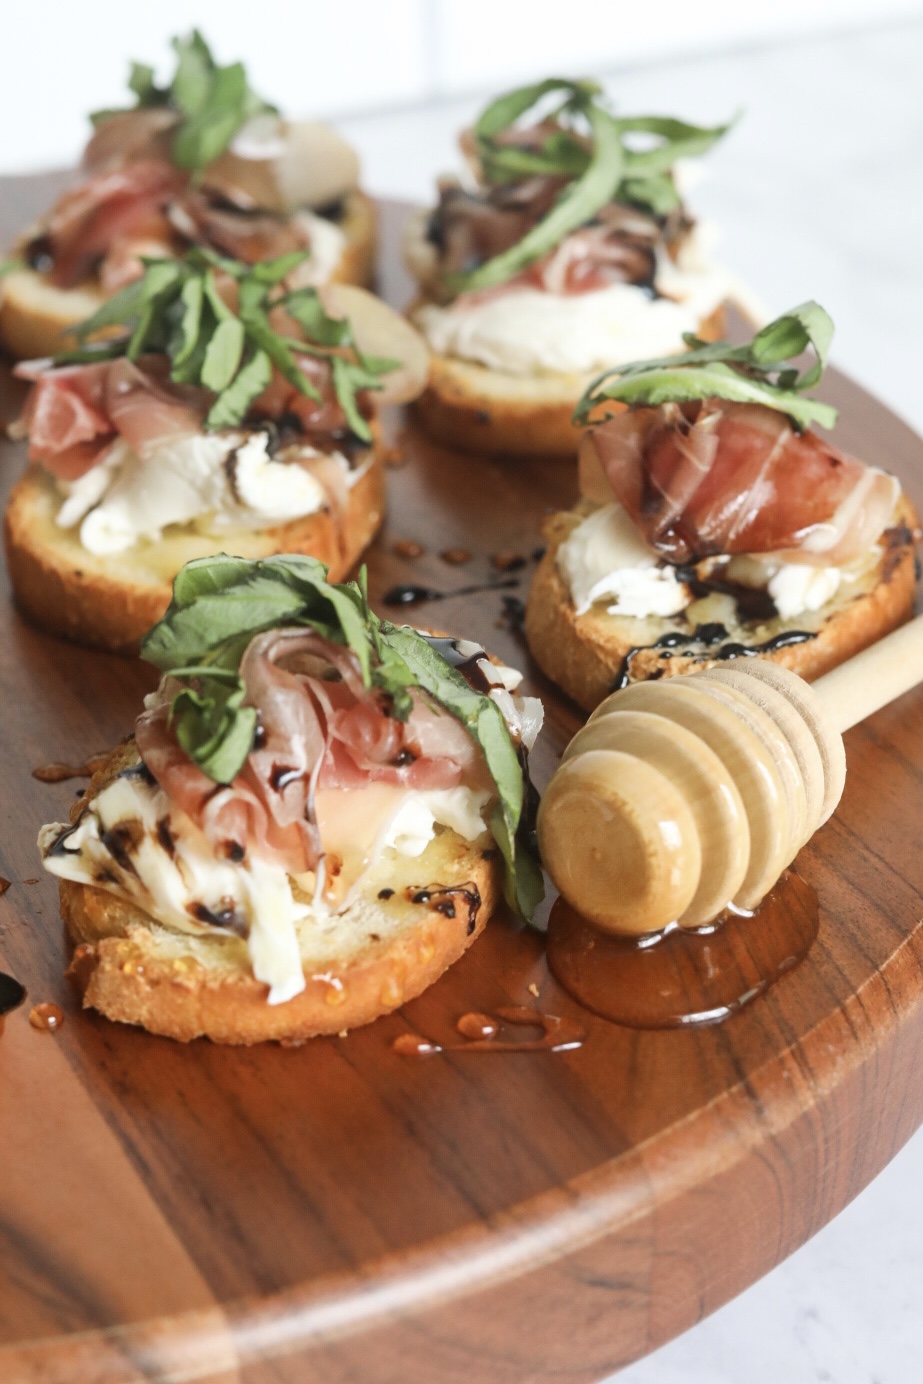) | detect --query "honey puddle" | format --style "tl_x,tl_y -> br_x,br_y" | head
546,870 -> 819,1029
